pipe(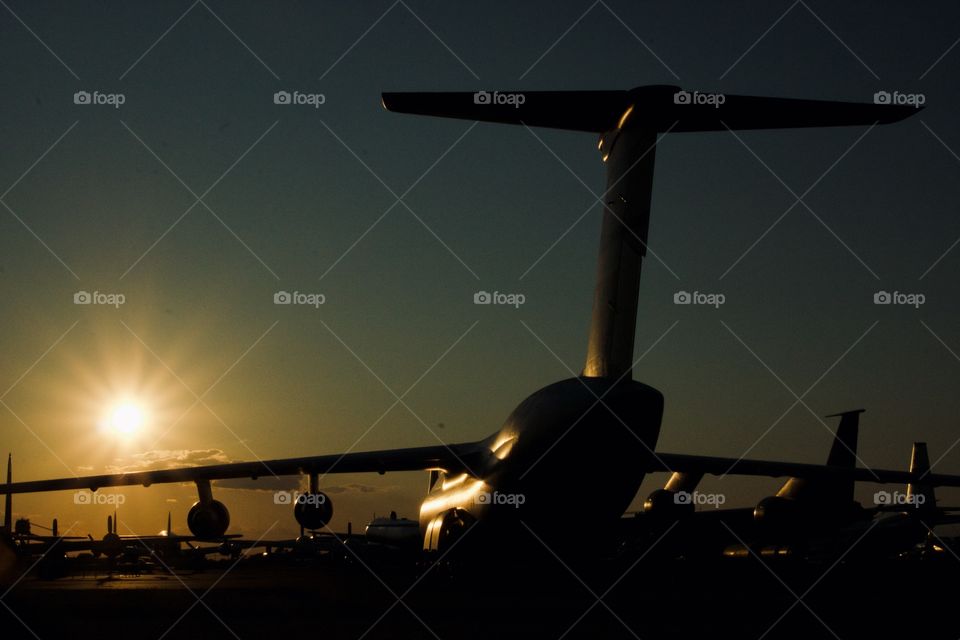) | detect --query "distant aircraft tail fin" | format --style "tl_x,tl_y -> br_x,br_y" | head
822,409 -> 864,503
383,88 -> 919,380
907,442 -> 937,514
3,454 -> 11,533
777,410 -> 863,504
